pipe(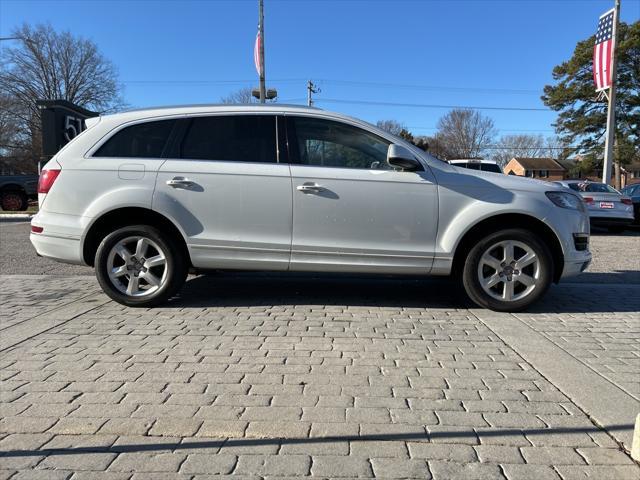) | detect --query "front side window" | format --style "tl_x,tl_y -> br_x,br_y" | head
290,117 -> 391,170
180,115 -> 277,163
94,120 -> 176,158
